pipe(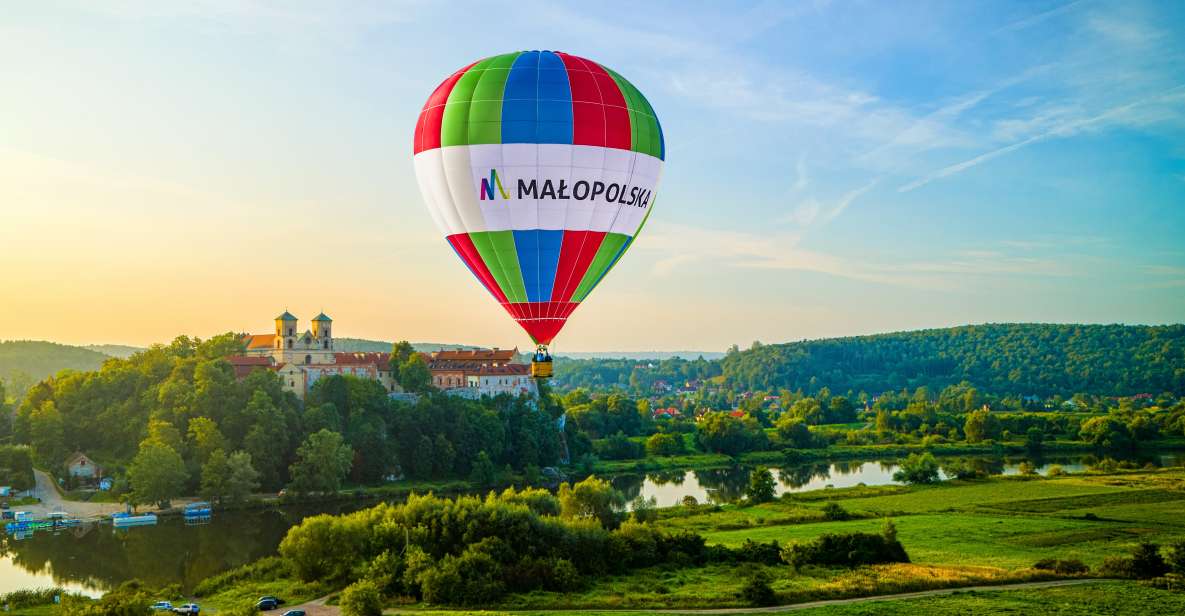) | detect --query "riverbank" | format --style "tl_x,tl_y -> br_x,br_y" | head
184,466 -> 1185,613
